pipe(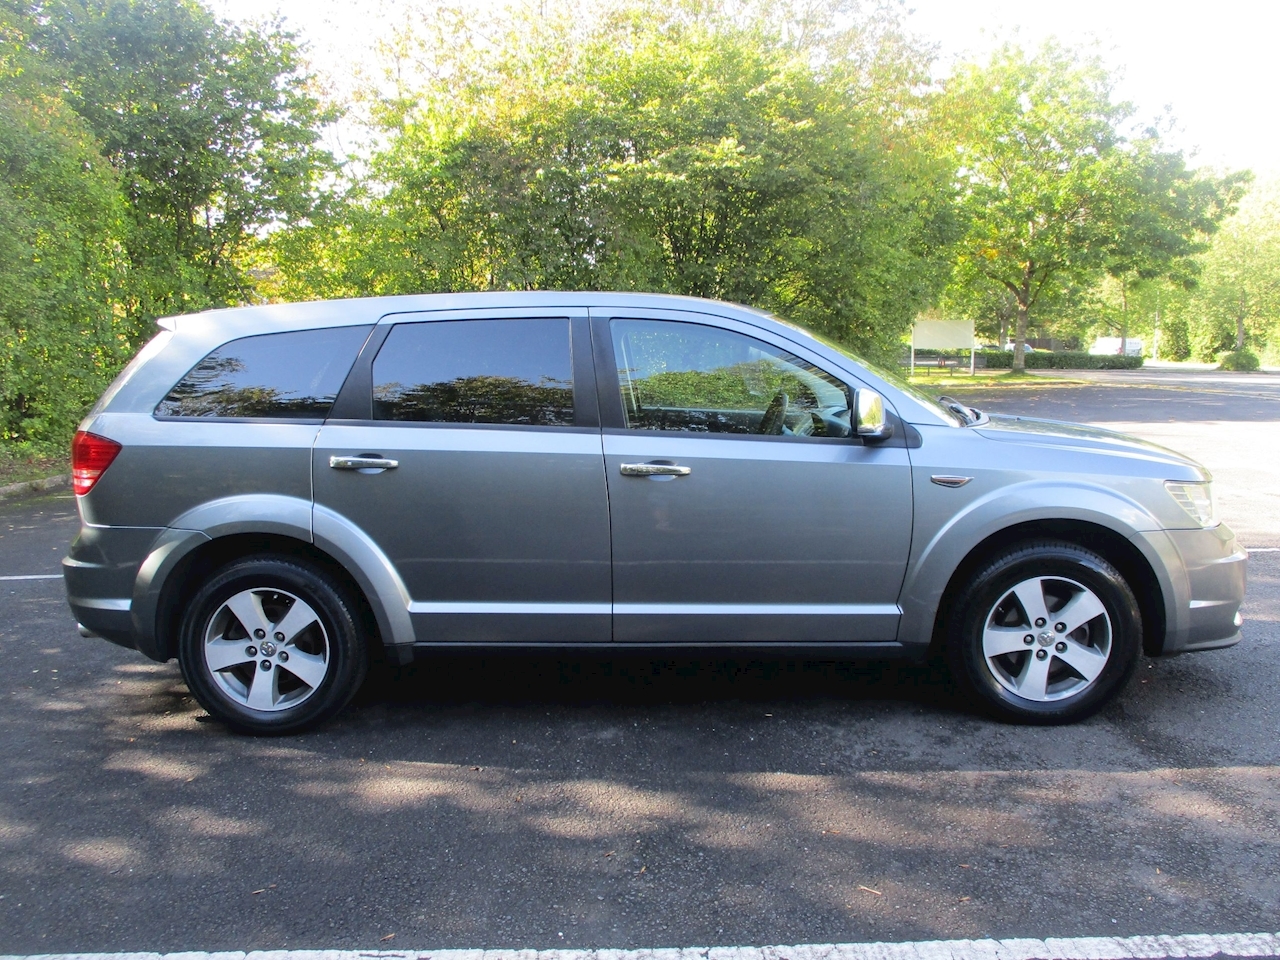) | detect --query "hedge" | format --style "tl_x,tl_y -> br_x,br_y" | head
1217,349 -> 1260,372
978,351 -> 1144,370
